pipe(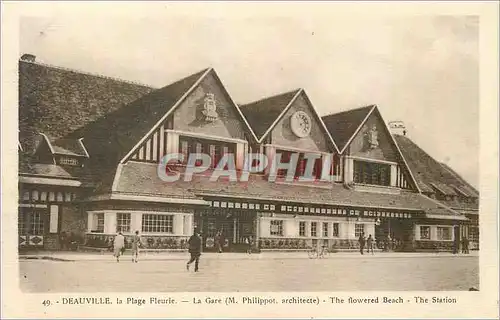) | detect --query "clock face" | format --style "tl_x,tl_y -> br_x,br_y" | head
290,111 -> 312,138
